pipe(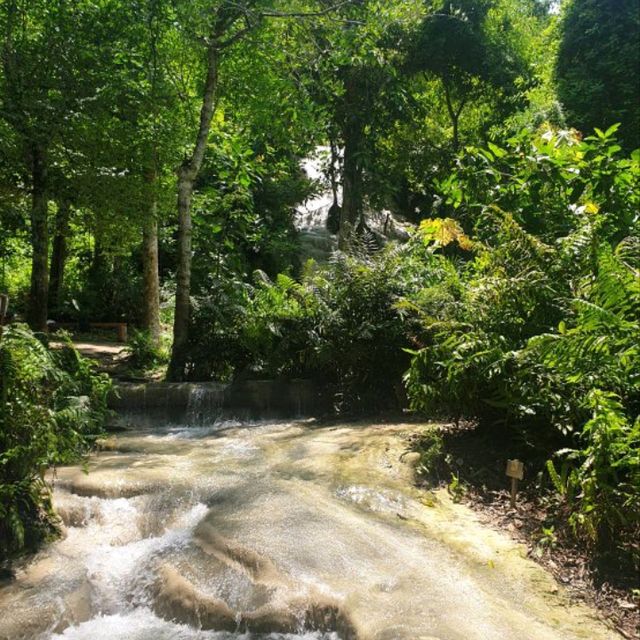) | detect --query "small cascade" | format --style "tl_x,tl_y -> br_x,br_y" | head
109,380 -> 330,425
186,384 -> 225,426
294,148 -> 413,263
